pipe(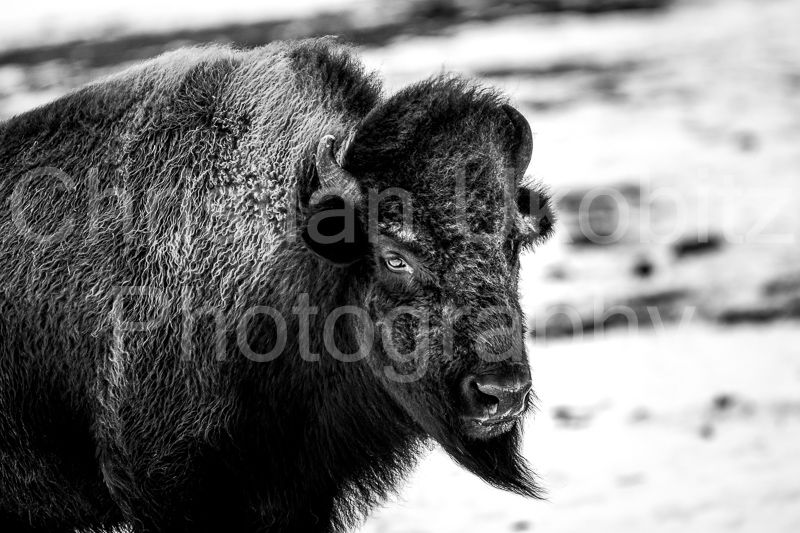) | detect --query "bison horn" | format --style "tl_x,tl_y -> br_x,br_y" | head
313,135 -> 362,205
